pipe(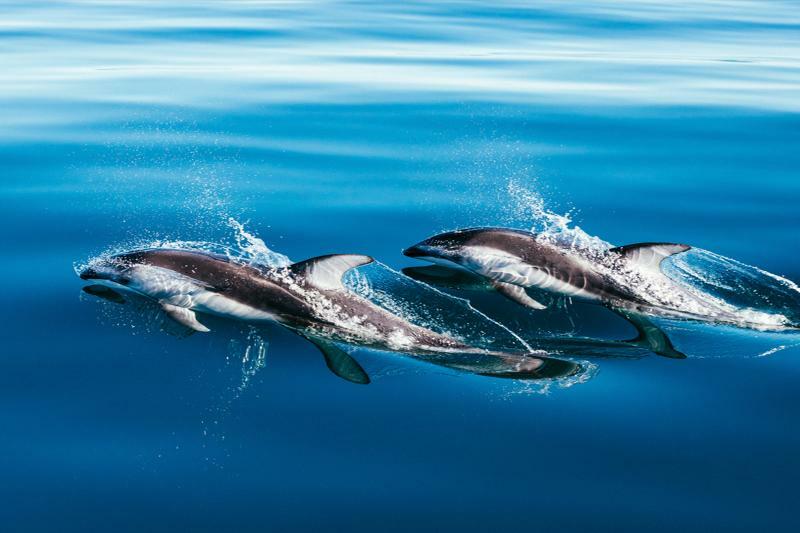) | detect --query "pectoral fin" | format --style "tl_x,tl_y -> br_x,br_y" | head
160,303 -> 210,333
492,281 -> 547,310
609,307 -> 686,359
299,333 -> 370,385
